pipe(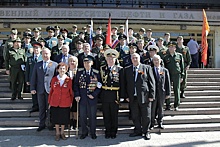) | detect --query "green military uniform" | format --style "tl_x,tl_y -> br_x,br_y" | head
3,38 -> 14,60
176,44 -> 192,98
163,42 -> 184,110
157,46 -> 168,60
5,38 -> 26,100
